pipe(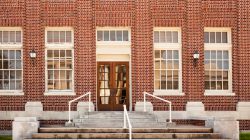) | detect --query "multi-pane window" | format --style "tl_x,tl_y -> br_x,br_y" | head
47,50 -> 73,90
154,28 -> 181,94
47,31 -> 72,44
45,27 -> 74,92
205,50 -> 229,90
204,28 -> 231,93
154,31 -> 178,43
0,28 -> 22,92
154,50 -> 179,90
204,31 -> 228,43
0,30 -> 22,44
97,30 -> 129,42
0,50 -> 22,90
